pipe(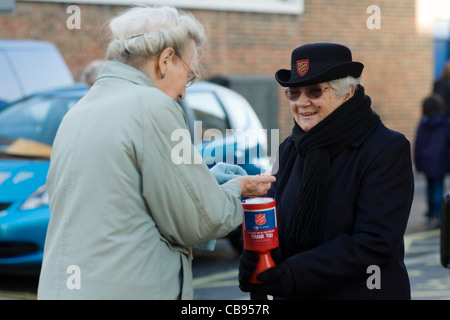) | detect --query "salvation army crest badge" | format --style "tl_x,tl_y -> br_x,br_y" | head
296,59 -> 309,77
